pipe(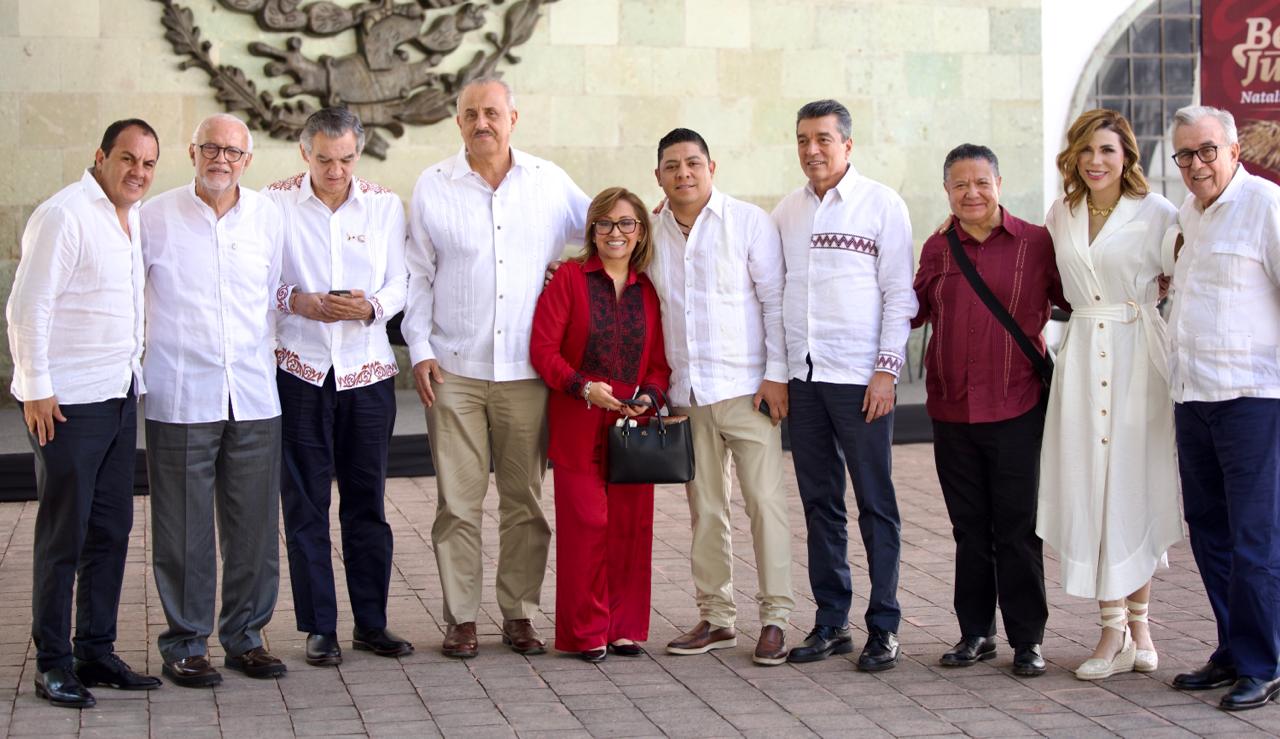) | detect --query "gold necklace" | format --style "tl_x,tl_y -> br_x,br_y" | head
1087,196 -> 1116,218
